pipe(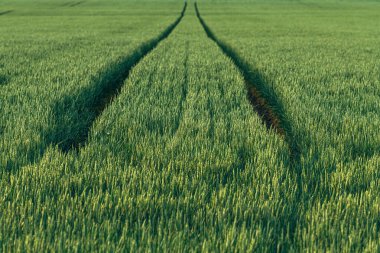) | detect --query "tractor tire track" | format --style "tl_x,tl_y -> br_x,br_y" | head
50,3 -> 187,152
61,1 -> 85,7
195,3 -> 303,250
195,2 -> 300,165
172,40 -> 189,138
68,1 -> 85,7
0,10 -> 13,16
